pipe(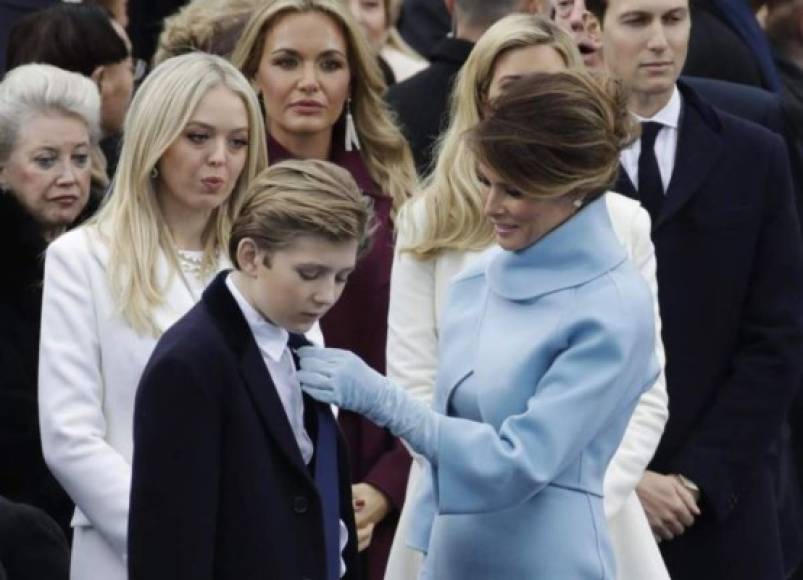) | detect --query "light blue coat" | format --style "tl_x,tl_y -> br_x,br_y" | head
407,197 -> 660,579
